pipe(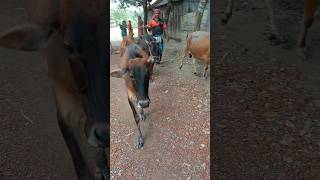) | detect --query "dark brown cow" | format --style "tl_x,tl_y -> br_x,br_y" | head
179,31 -> 211,79
0,0 -> 108,179
111,41 -> 153,149
136,34 -> 162,82
120,35 -> 161,82
222,0 -> 318,58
